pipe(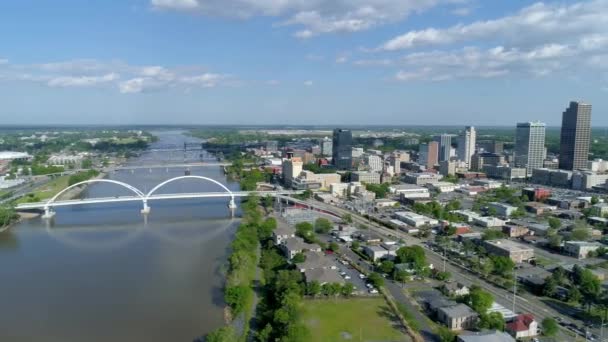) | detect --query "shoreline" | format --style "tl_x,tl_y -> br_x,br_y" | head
0,171 -> 108,231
